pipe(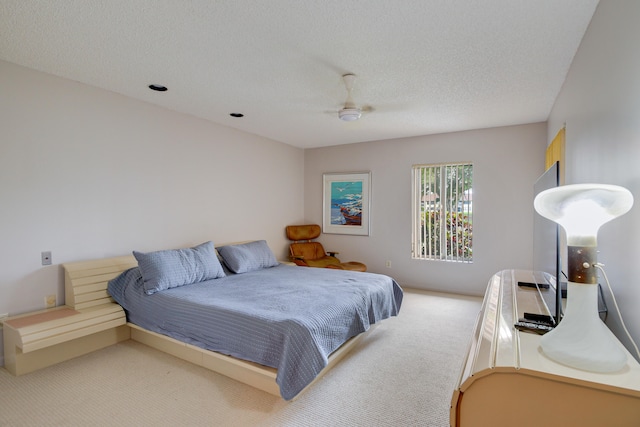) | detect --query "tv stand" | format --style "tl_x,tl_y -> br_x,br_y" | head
450,270 -> 640,426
